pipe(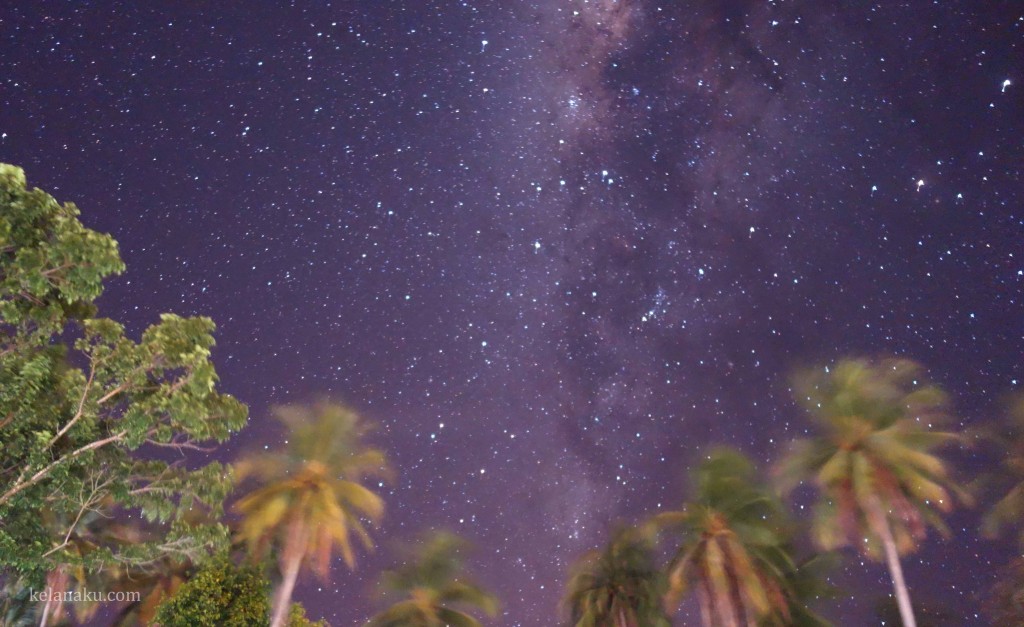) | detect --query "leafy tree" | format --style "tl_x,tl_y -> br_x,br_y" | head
151,555 -> 269,627
980,394 -> 1024,545
288,603 -> 330,627
0,165 -> 247,588
651,448 -> 819,627
150,555 -> 330,627
107,545 -> 193,625
27,509 -> 199,626
234,401 -> 390,627
366,530 -> 498,627
0,505 -> 126,626
775,357 -> 968,627
563,525 -> 670,627
22,508 -> 213,626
